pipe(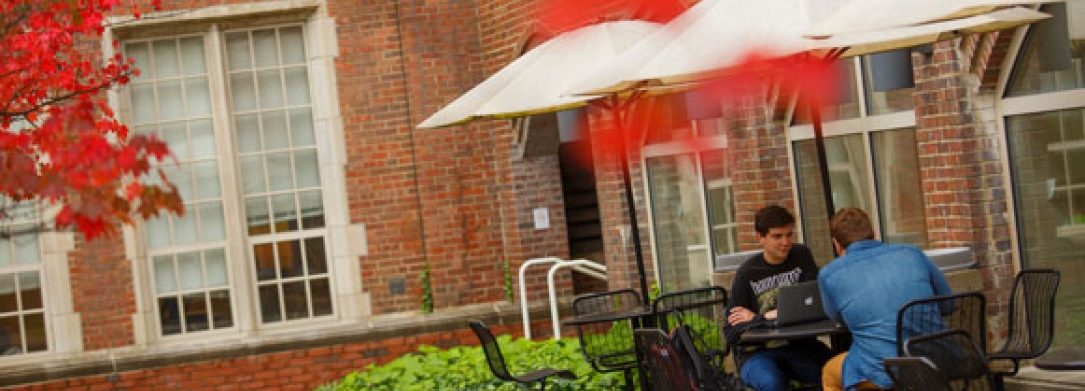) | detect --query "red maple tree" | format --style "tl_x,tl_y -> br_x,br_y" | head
0,0 -> 181,239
